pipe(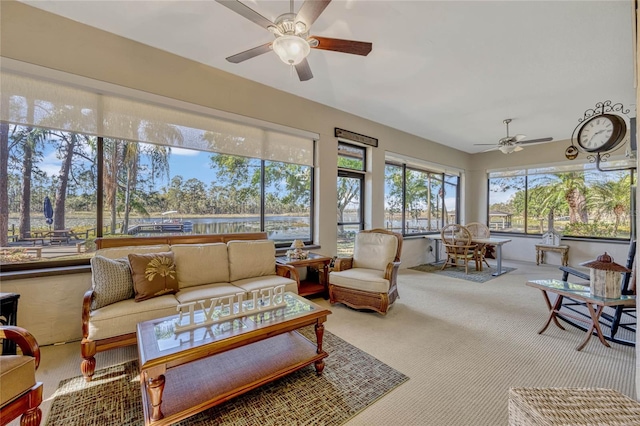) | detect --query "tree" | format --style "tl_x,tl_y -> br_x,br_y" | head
590,172 -> 632,236
0,122 -> 8,247
52,133 -> 77,230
